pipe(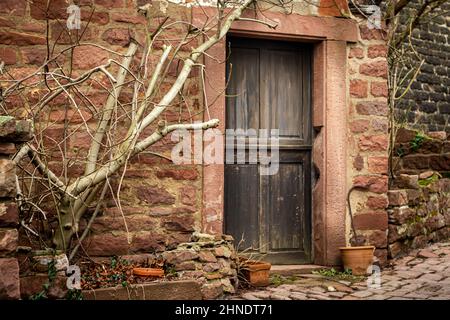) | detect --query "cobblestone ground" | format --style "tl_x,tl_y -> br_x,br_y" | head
234,241 -> 450,300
